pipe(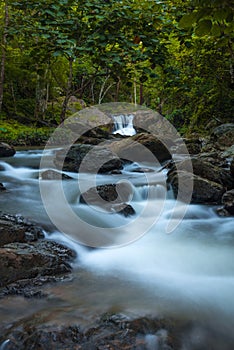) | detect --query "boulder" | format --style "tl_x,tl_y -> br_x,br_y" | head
109,132 -> 171,163
210,123 -> 234,149
40,169 -> 73,180
0,213 -> 76,291
0,213 -> 44,247
80,183 -> 135,216
0,240 -> 75,287
0,142 -> 16,157
54,144 -> 123,173
168,170 -> 225,204
168,158 -> 233,190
